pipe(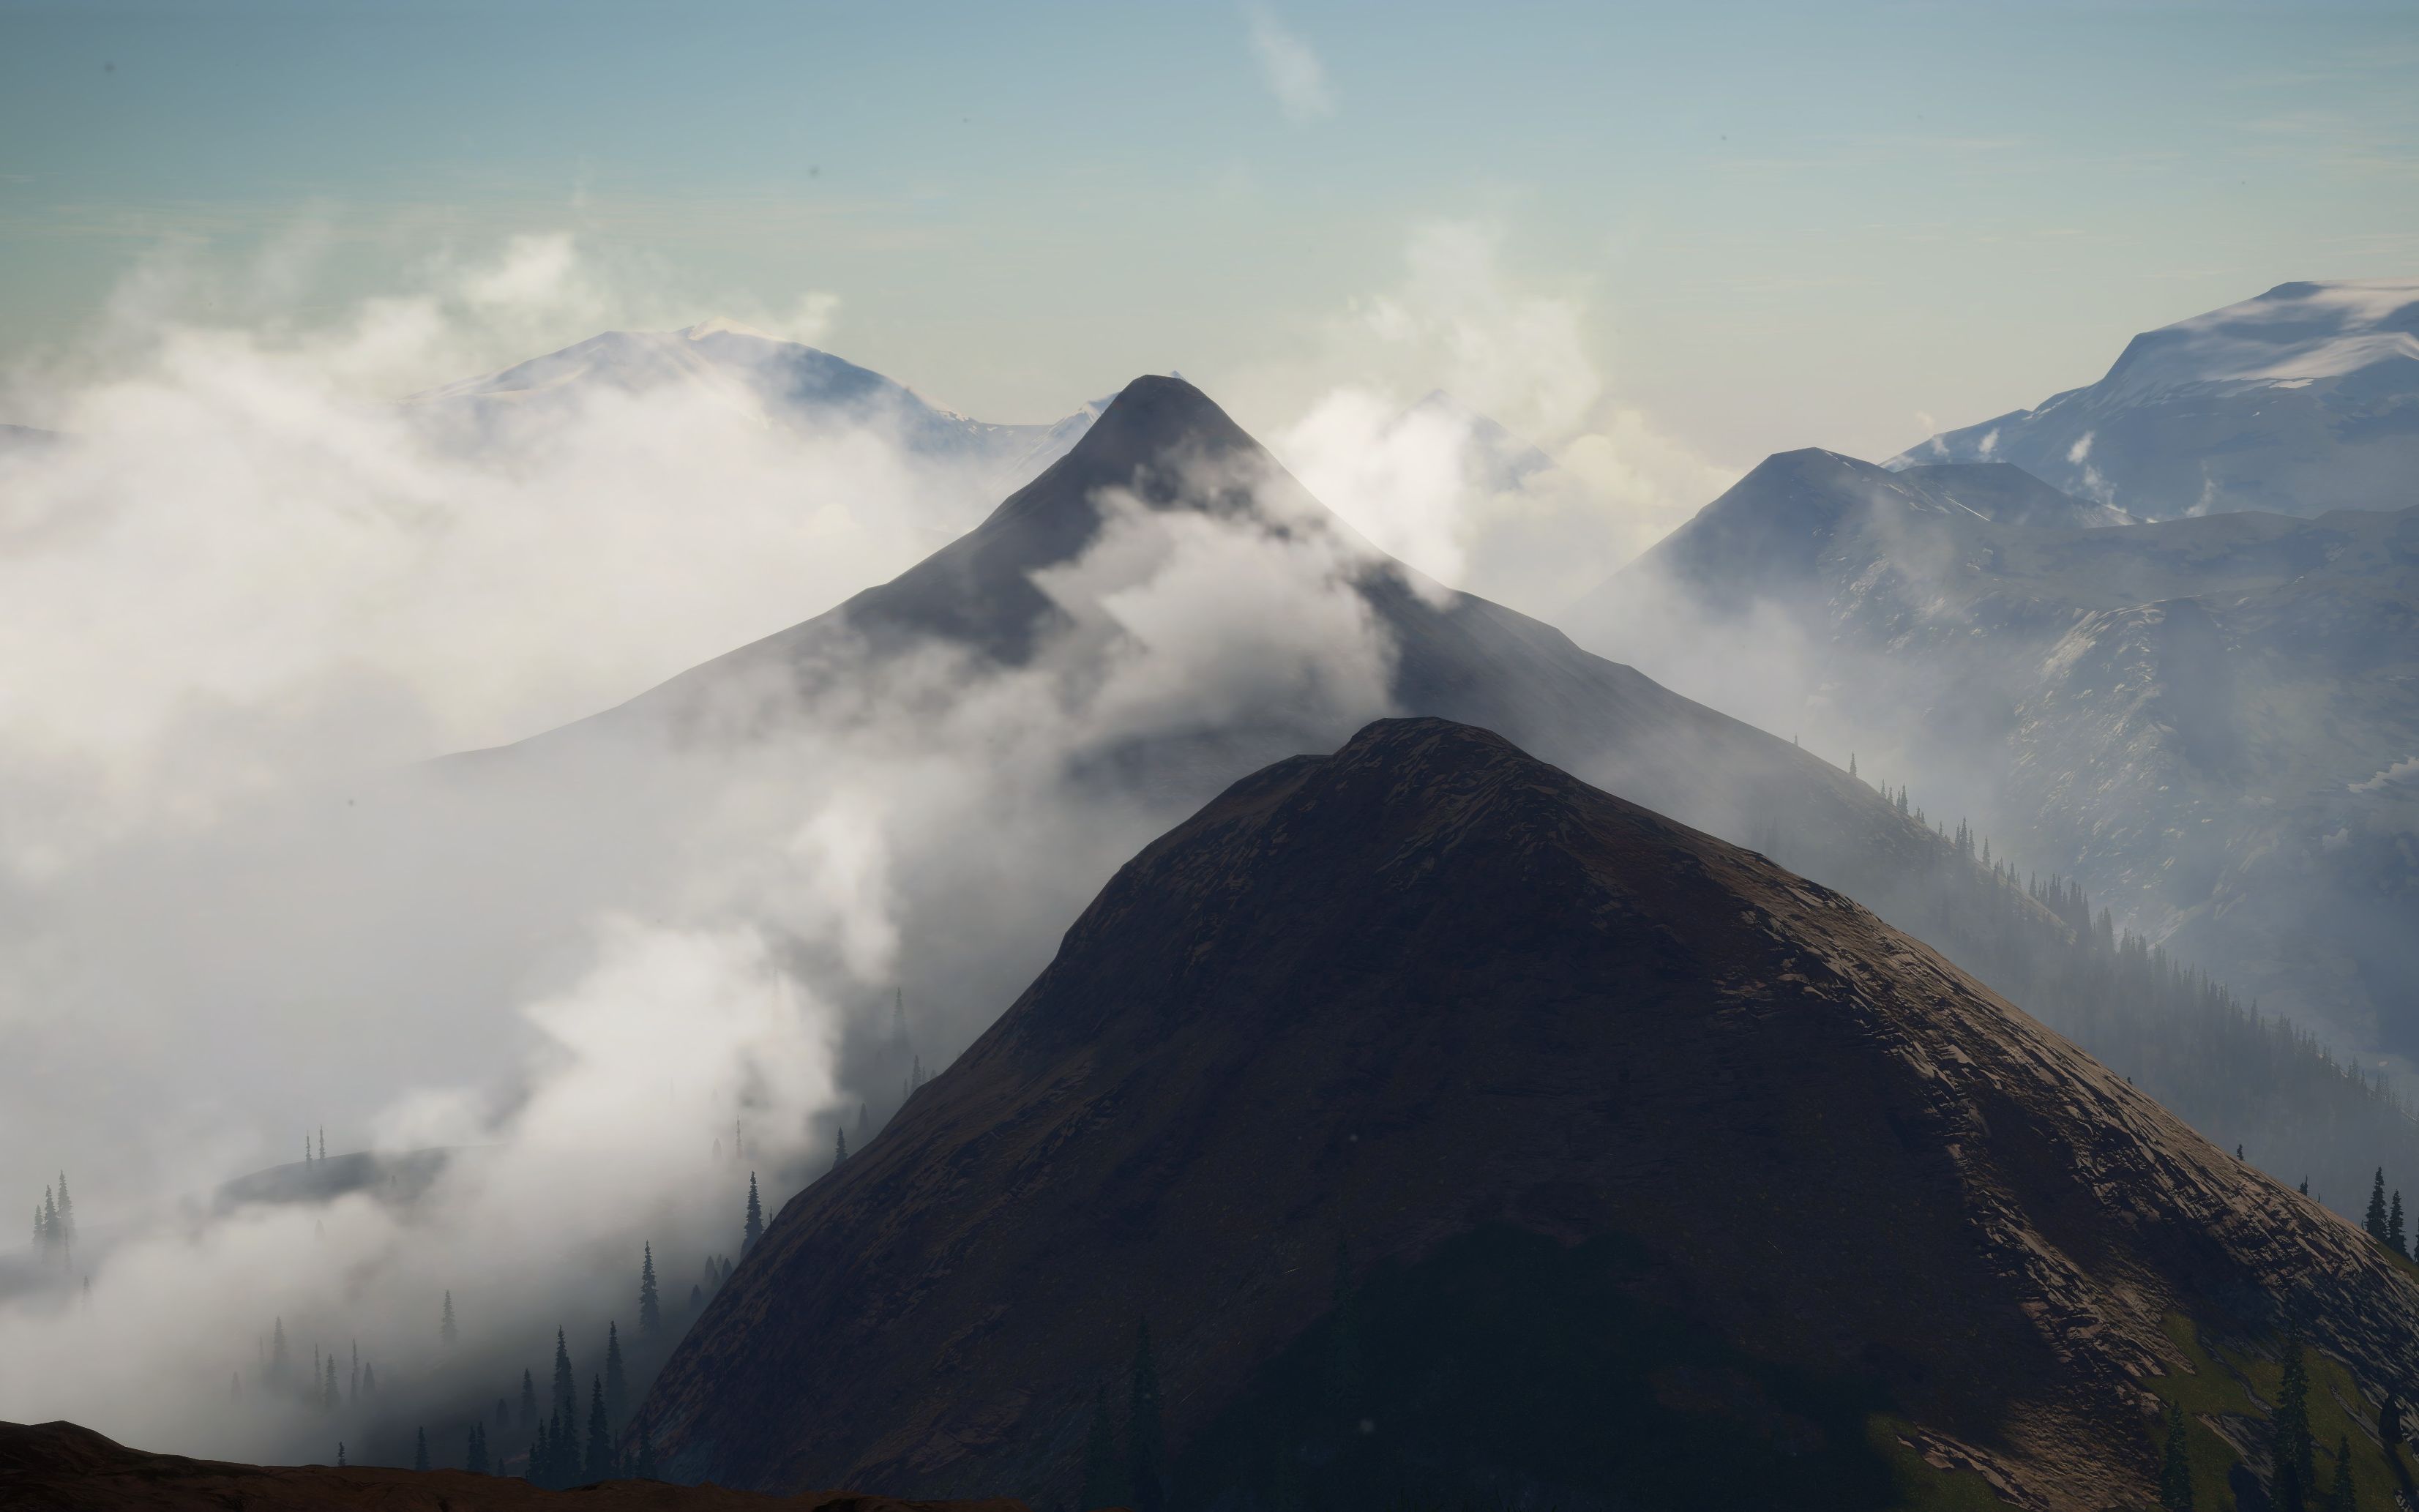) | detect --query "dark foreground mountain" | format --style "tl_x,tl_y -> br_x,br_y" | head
1893,280 -> 2419,520
0,1419 -> 1027,1512
638,719 -> 2419,1511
